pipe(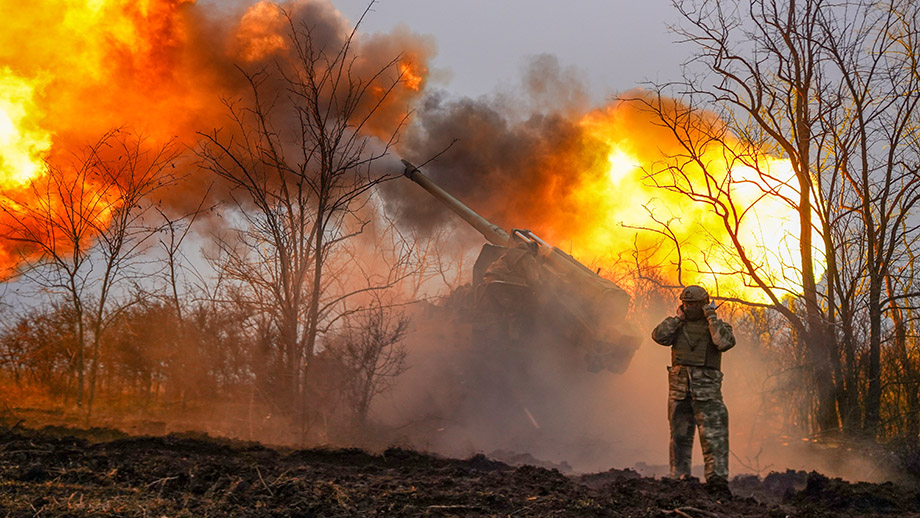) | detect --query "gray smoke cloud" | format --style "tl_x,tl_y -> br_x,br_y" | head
380,54 -> 599,237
